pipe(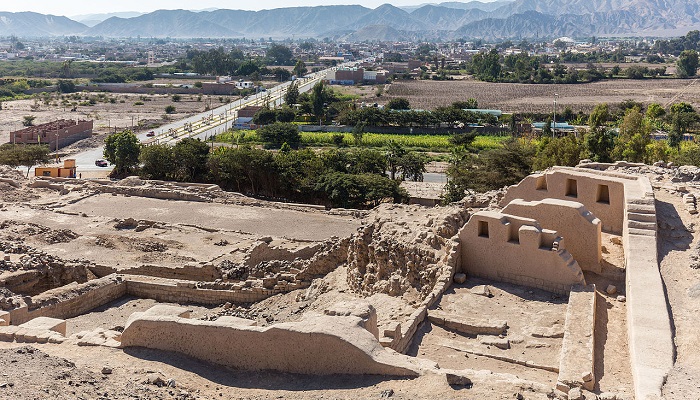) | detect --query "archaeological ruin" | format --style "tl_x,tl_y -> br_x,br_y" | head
0,160 -> 694,399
